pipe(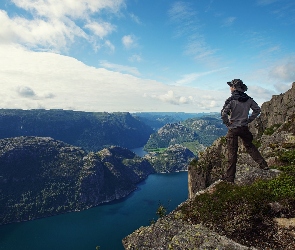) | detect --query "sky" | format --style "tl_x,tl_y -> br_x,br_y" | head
0,0 -> 294,113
